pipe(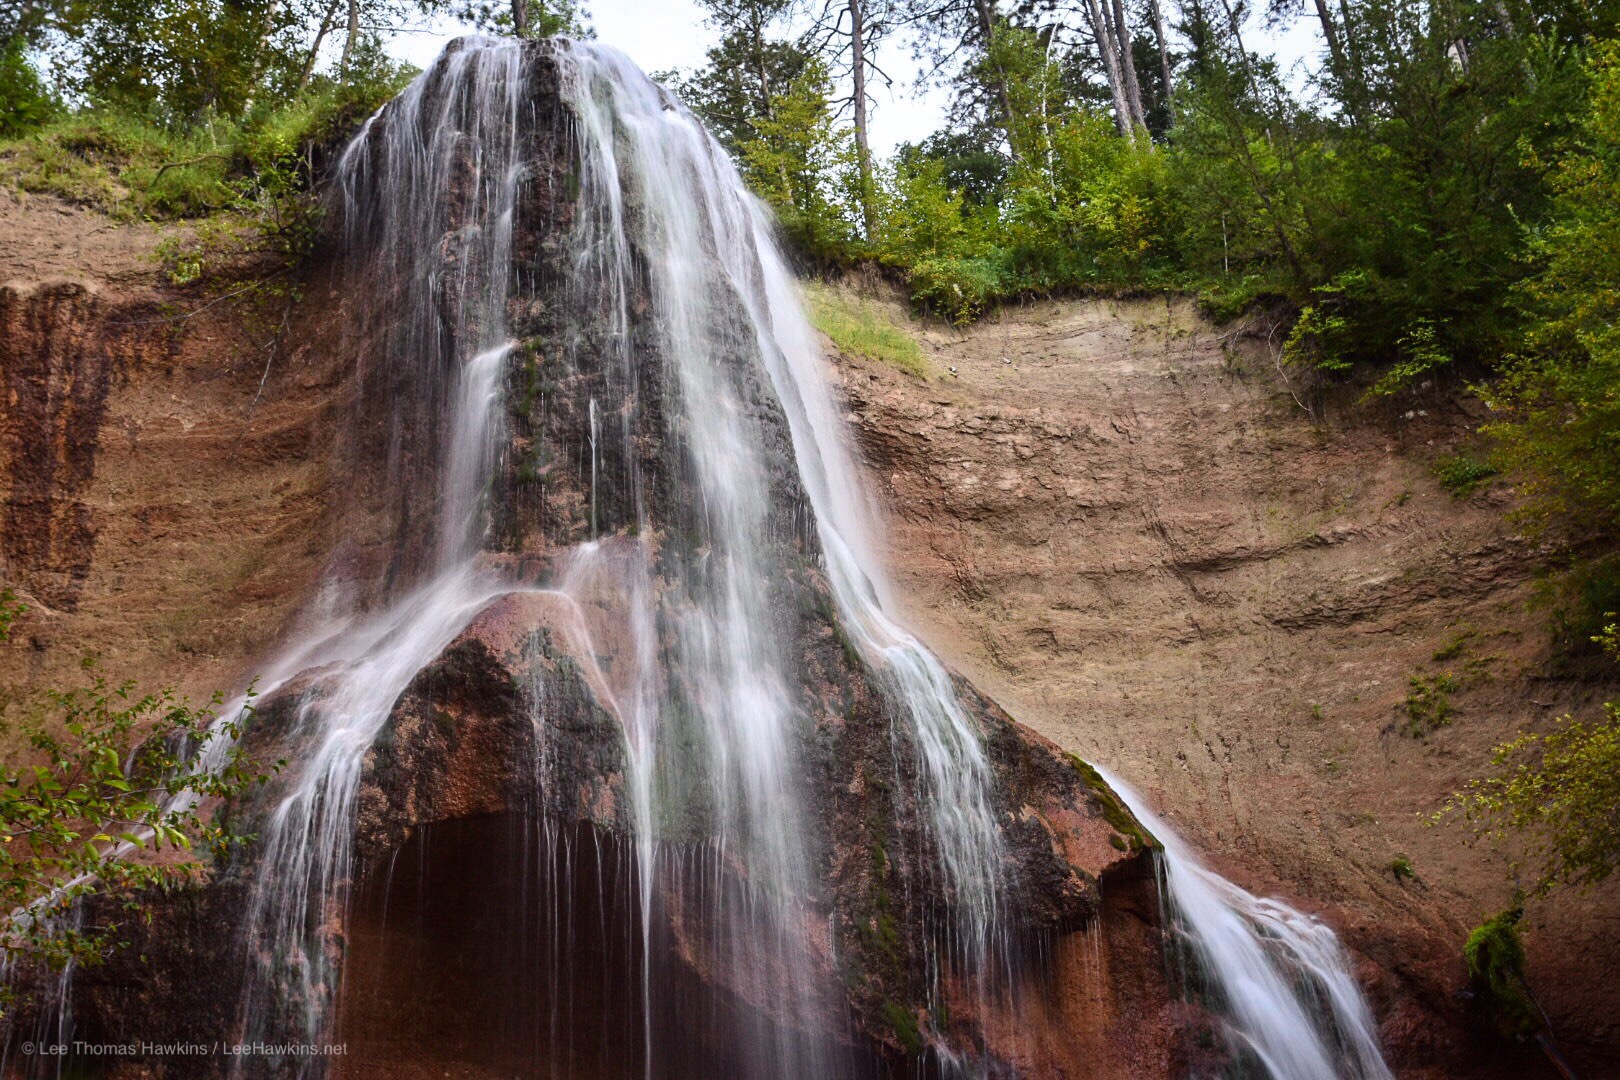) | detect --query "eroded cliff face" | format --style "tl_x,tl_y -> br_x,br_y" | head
824,287 -> 1620,1079
0,48 -> 1182,1079
0,189 -> 349,707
